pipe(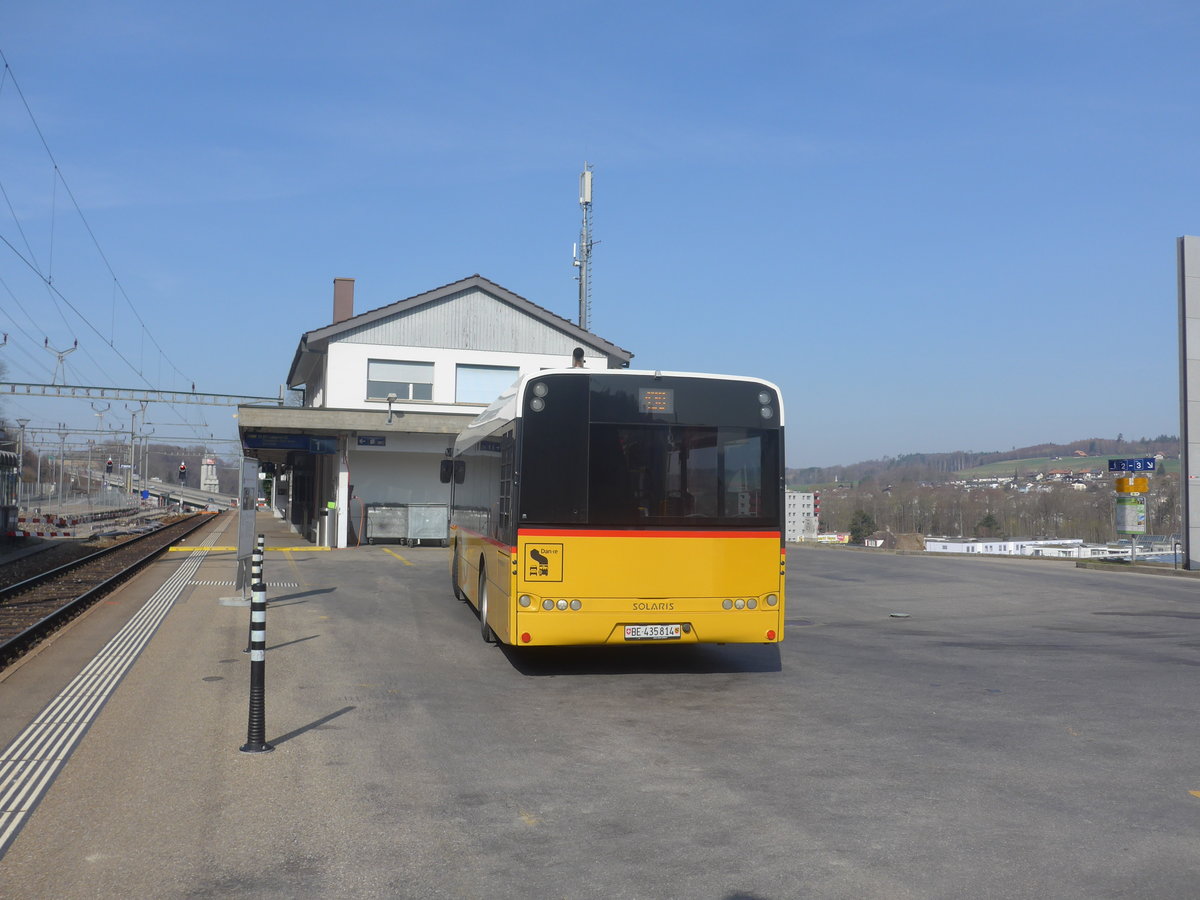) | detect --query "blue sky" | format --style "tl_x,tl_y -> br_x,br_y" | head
1,1 -> 1197,467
